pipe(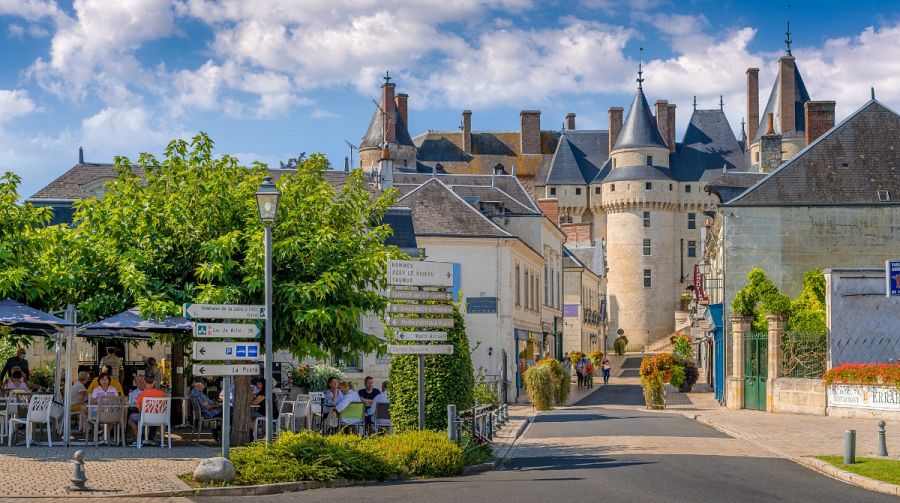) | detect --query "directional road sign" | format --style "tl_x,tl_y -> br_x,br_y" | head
193,342 -> 261,361
195,364 -> 260,376
193,322 -> 261,339
387,303 -> 454,315
387,289 -> 453,301
396,331 -> 448,342
388,317 -> 454,328
388,260 -> 454,287
388,344 -> 454,355
183,303 -> 266,320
